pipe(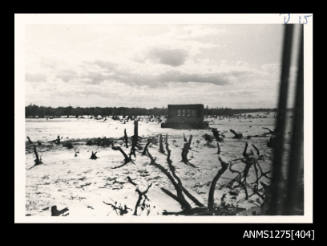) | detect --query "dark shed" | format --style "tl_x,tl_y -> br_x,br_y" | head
161,104 -> 208,129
